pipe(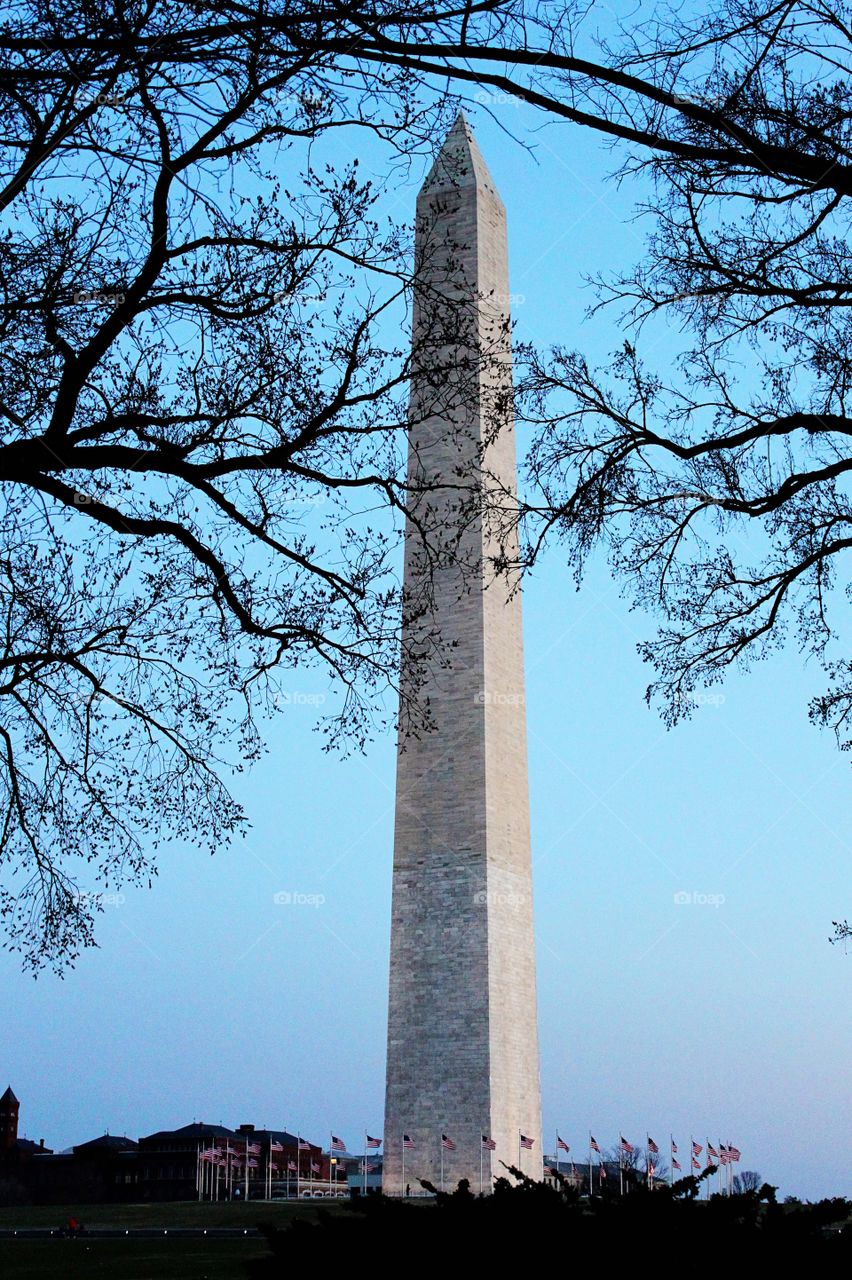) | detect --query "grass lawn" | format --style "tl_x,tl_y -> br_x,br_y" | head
0,1236 -> 267,1279
0,1199 -> 346,1229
